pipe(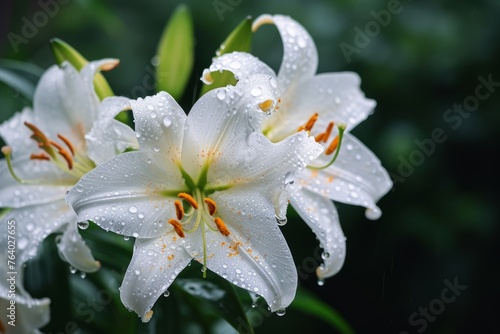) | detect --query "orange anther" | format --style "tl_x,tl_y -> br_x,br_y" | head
168,219 -> 185,238
30,153 -> 50,161
321,122 -> 334,143
50,140 -> 64,151
57,134 -> 75,156
258,99 -> 274,112
315,133 -> 325,142
304,113 -> 319,132
204,198 -> 217,216
214,217 -> 230,237
58,149 -> 73,170
178,193 -> 198,209
174,200 -> 184,220
325,136 -> 339,155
